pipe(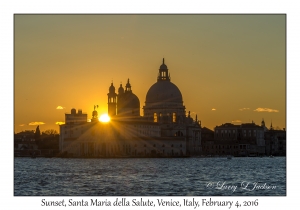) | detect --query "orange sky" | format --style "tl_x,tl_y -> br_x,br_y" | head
14,14 -> 286,133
